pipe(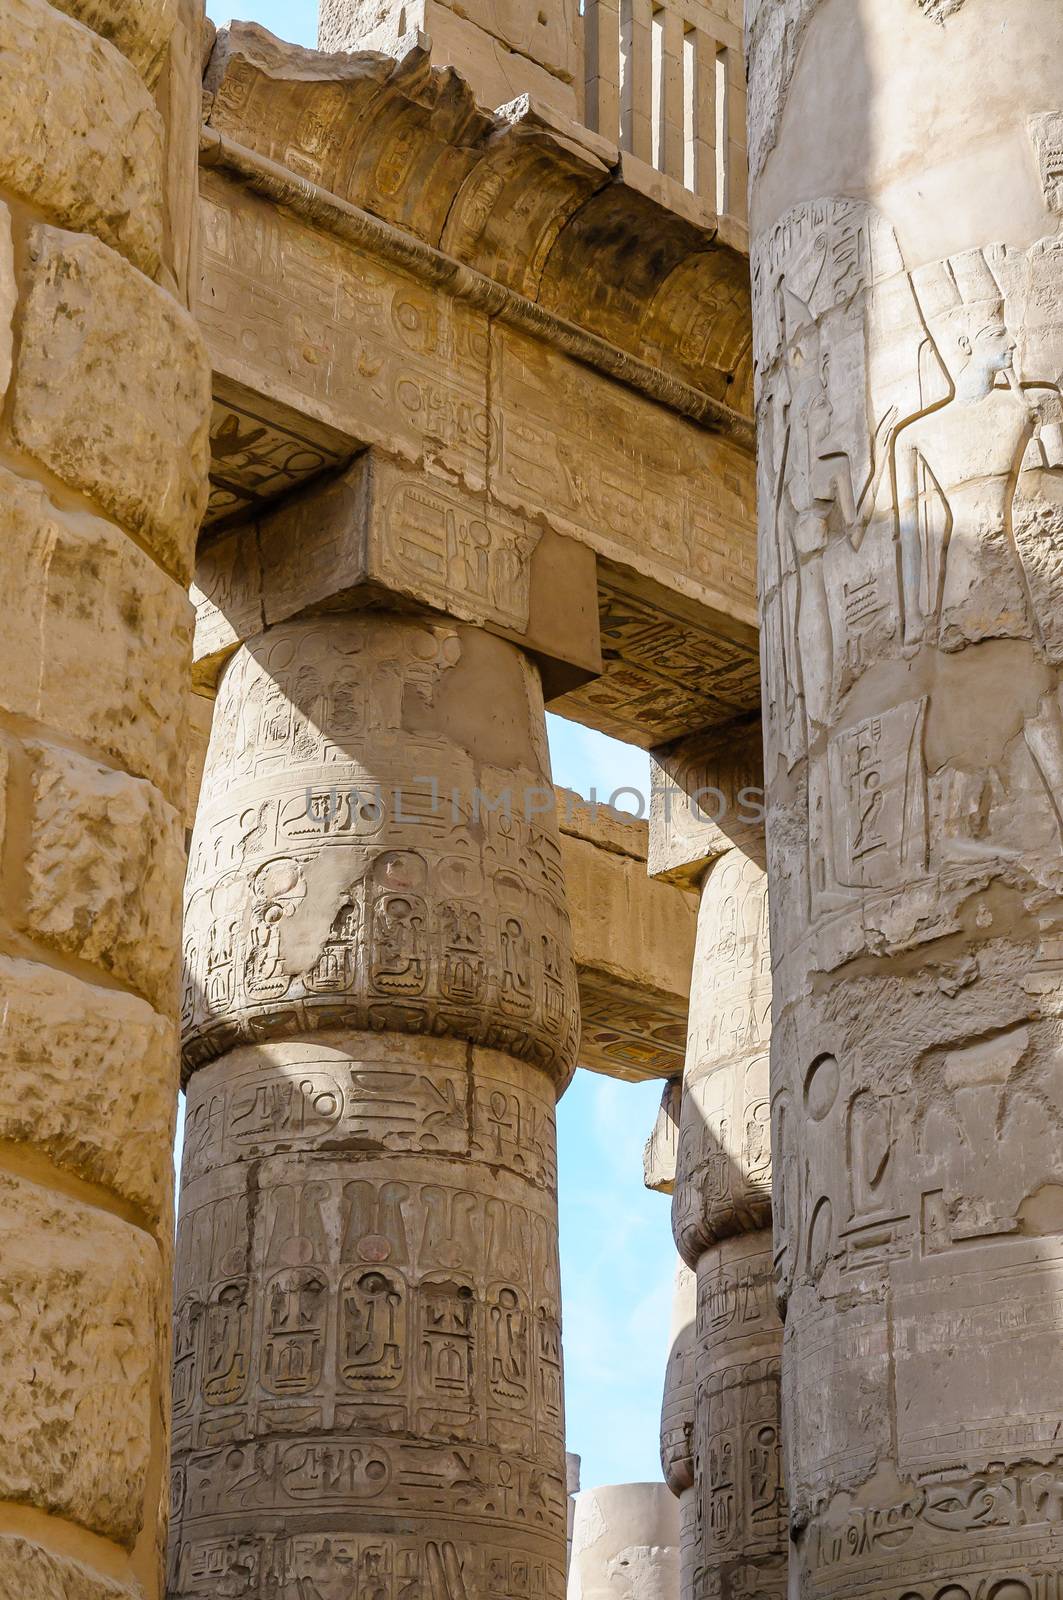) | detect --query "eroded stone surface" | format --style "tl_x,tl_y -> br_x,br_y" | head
568,1483 -> 680,1600
750,0 -> 1063,1591
182,615 -> 579,1080
50,0 -> 179,86
643,1076 -> 682,1193
0,1174 -> 159,1547
0,467 -> 192,804
23,740 -> 185,1014
0,1538 -> 139,1600
13,227 -> 211,585
171,1036 -> 566,1597
0,201 -> 13,402
0,956 -> 176,1229
0,0 -> 164,274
